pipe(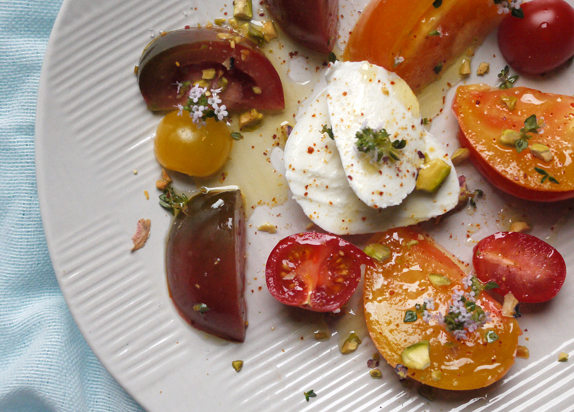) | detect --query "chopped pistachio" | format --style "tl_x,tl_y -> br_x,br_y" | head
416,158 -> 451,193
364,243 -> 391,262
431,370 -> 443,381
202,68 -> 216,80
193,79 -> 210,88
501,95 -> 518,111
517,345 -> 530,359
459,59 -> 471,75
401,341 -> 430,370
370,369 -> 382,379
280,123 -> 293,145
214,17 -> 226,26
252,86 -> 262,95
510,221 -> 531,233
530,143 -> 553,162
428,273 -> 451,287
261,20 -> 278,42
239,109 -> 264,131
485,330 -> 499,343
233,0 -> 253,20
257,222 -> 277,233
559,352 -> 569,362
406,240 -> 419,248
216,32 -> 234,40
451,148 -> 470,165
477,62 -> 490,76
341,332 -> 362,354
227,17 -> 239,28
465,47 -> 475,57
501,292 -> 521,318
218,76 -> 229,91
314,331 -> 330,340
232,360 -> 244,372
499,129 -> 521,146
239,22 -> 264,45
